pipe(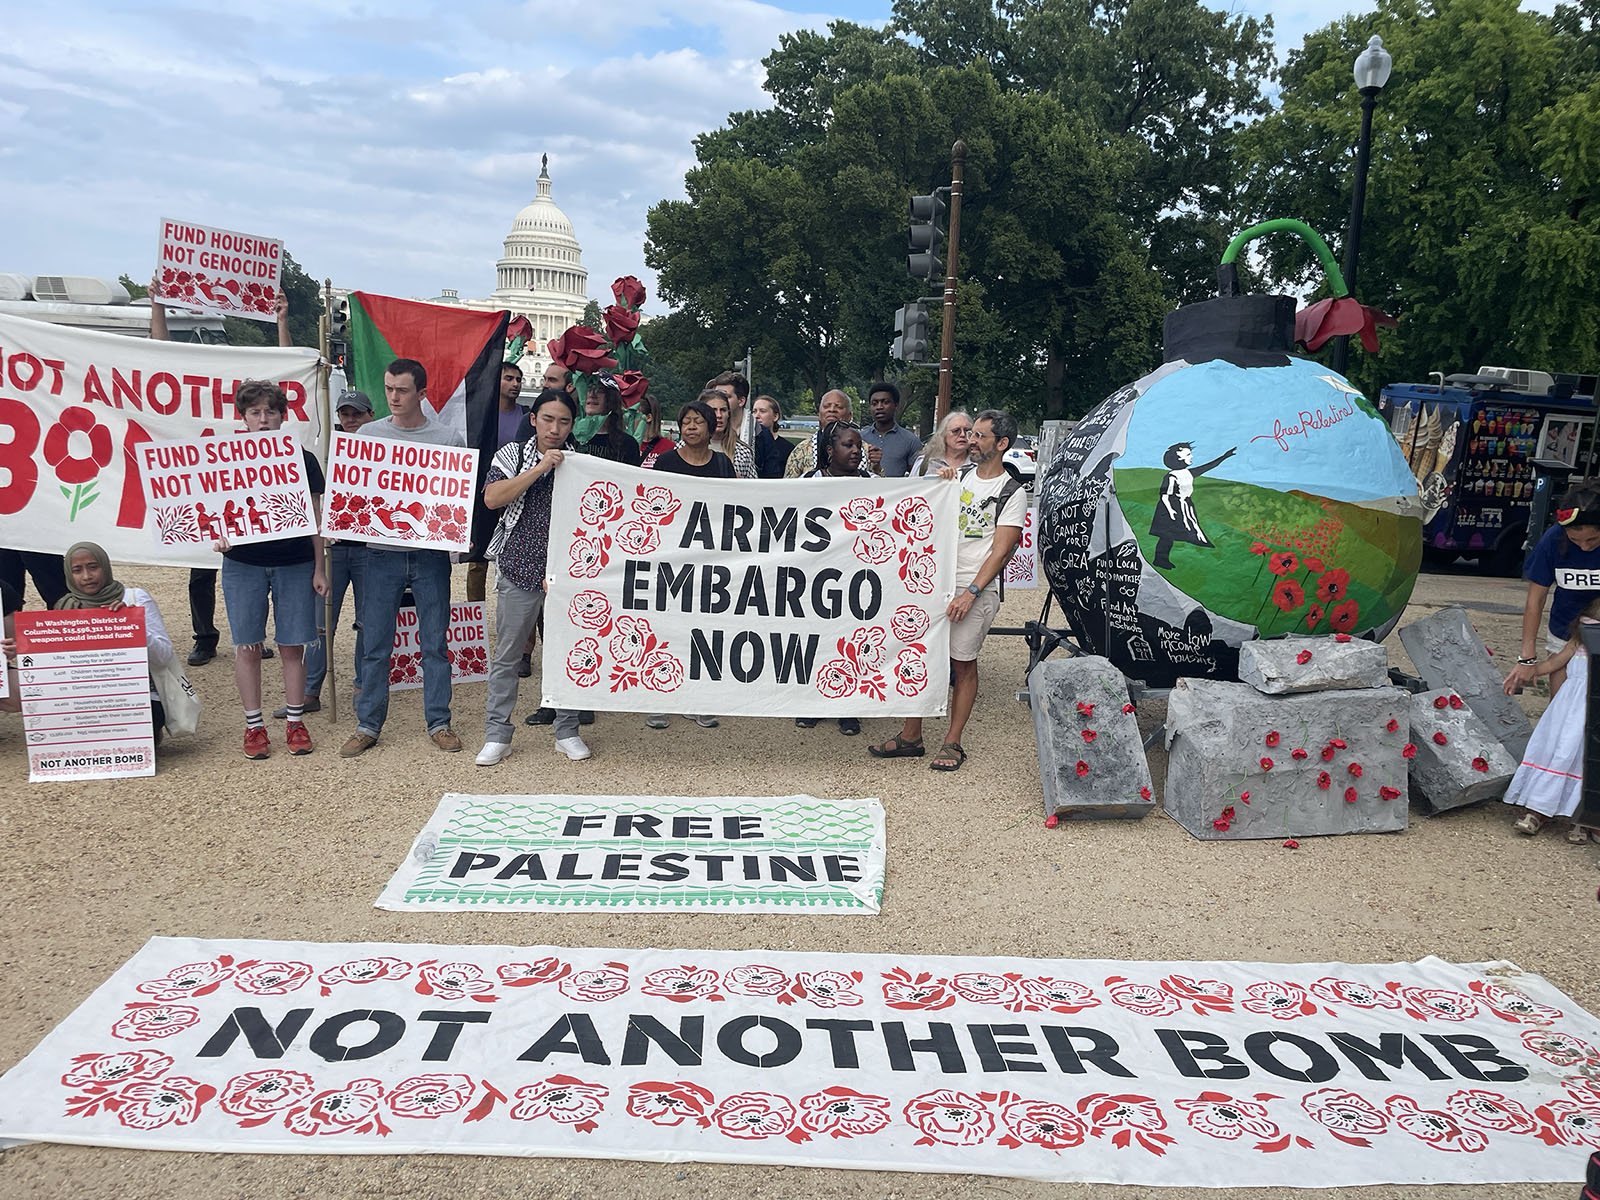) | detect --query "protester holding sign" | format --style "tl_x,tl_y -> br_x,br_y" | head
477,389 -> 591,765
215,383 -> 328,759
870,410 -> 1025,771
341,359 -> 467,758
54,542 -> 173,745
